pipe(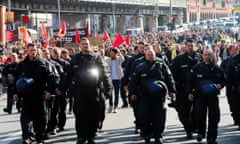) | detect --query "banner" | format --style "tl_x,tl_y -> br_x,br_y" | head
53,28 -> 86,46
6,12 -> 14,23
